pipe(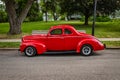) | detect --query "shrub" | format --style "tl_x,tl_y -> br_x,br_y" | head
96,16 -> 111,22
59,15 -> 65,20
111,18 -> 120,22
0,11 -> 8,23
